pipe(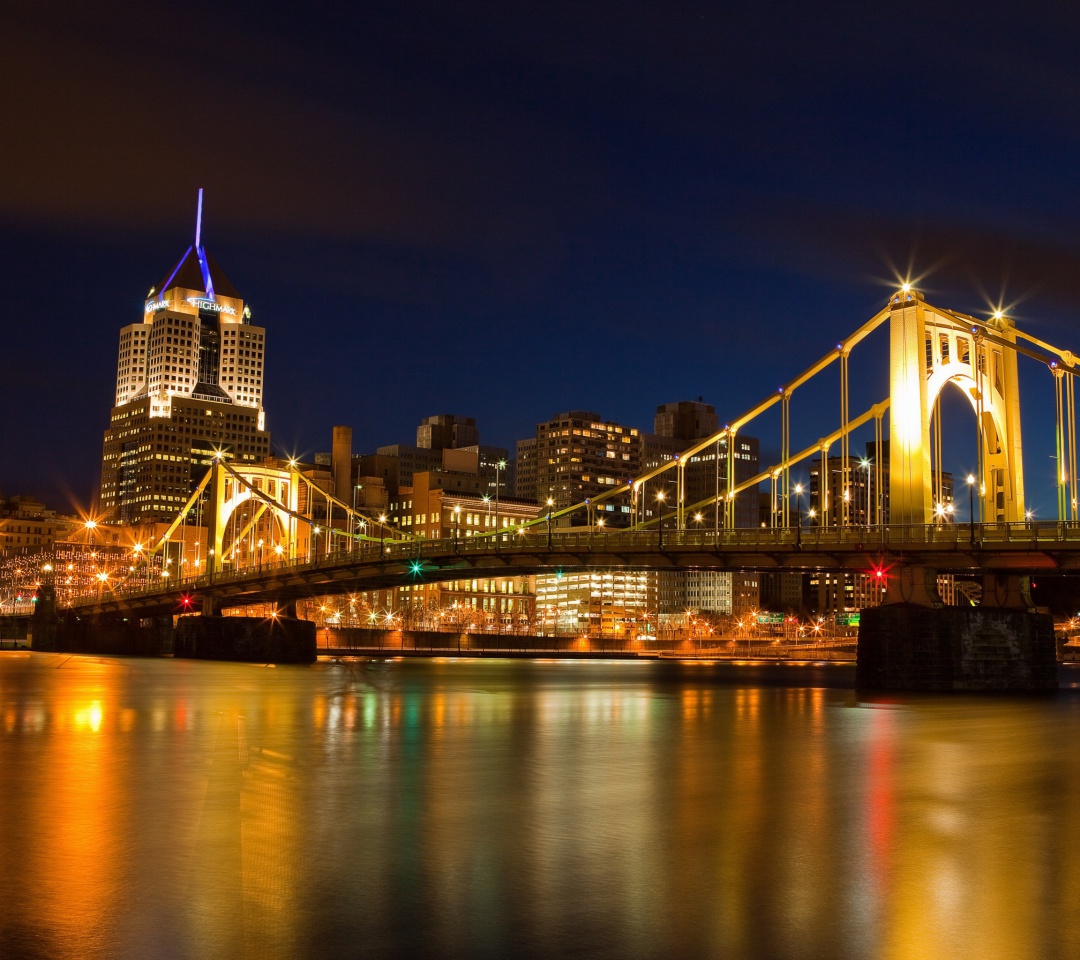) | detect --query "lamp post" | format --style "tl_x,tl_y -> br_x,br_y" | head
794,483 -> 804,548
656,489 -> 666,550
453,504 -> 462,552
379,513 -> 388,556
859,459 -> 871,525
495,459 -> 506,548
967,474 -> 976,546
546,497 -> 554,550
258,538 -> 264,572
